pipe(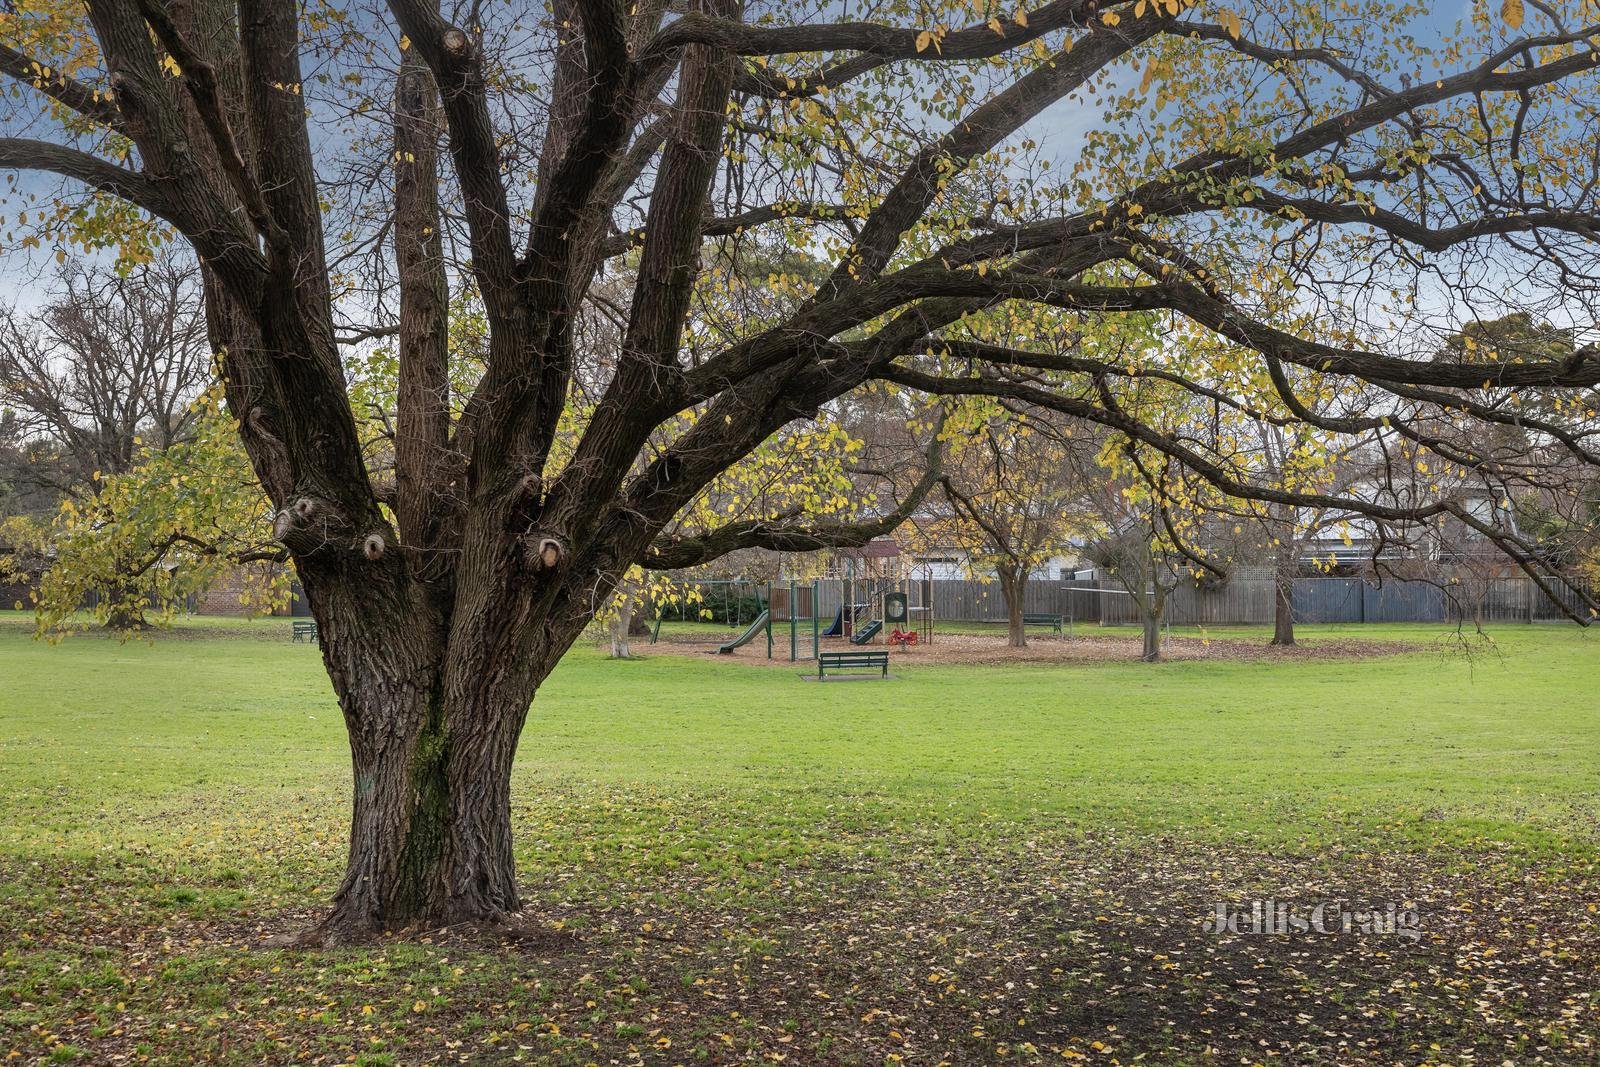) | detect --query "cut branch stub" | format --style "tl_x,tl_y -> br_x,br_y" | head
362,533 -> 387,561
271,495 -> 349,554
531,535 -> 564,571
